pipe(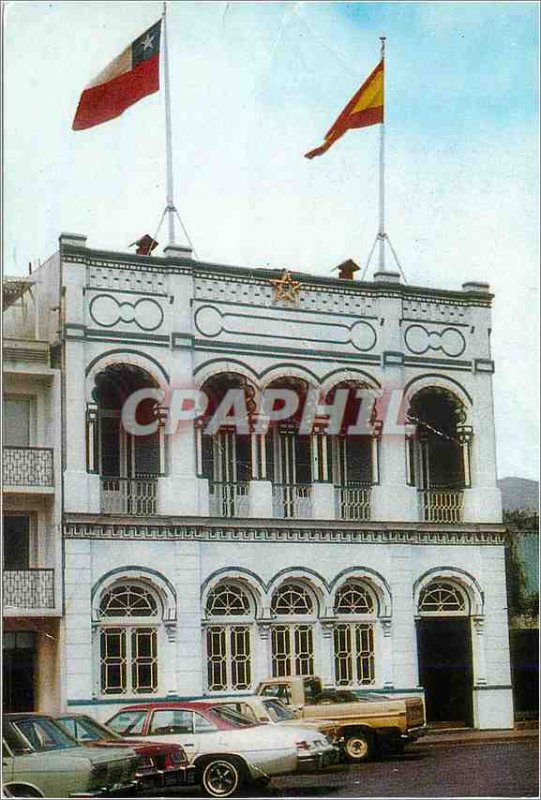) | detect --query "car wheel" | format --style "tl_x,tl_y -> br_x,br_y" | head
200,758 -> 242,798
344,731 -> 374,763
